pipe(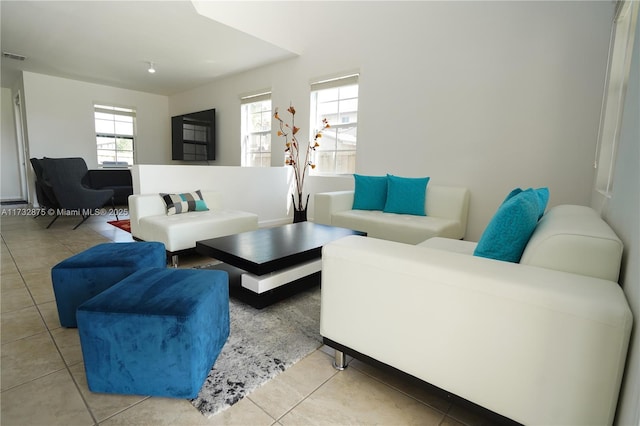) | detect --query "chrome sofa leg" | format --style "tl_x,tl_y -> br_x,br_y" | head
171,254 -> 179,268
333,350 -> 347,370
